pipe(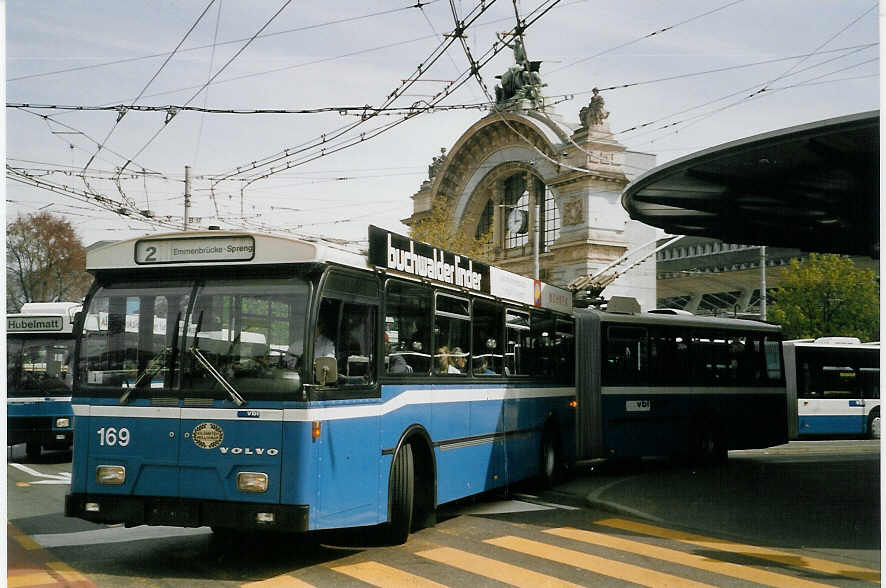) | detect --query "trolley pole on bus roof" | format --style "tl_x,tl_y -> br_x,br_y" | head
184,165 -> 191,231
